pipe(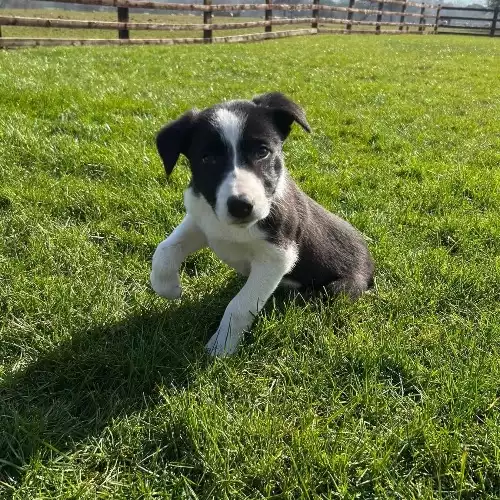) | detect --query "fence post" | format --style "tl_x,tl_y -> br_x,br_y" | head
203,0 -> 212,43
376,1 -> 384,34
418,3 -> 426,32
433,4 -> 441,34
398,0 -> 407,31
312,0 -> 319,29
346,0 -> 356,31
265,0 -> 272,33
490,6 -> 499,37
117,7 -> 129,40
